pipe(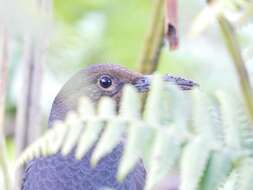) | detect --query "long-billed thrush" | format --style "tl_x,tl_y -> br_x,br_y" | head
21,64 -> 197,190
